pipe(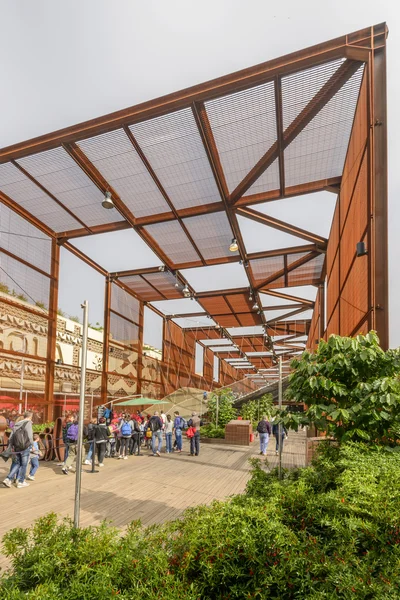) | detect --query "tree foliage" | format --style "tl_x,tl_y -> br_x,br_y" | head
283,331 -> 400,444
240,393 -> 273,425
207,388 -> 237,427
